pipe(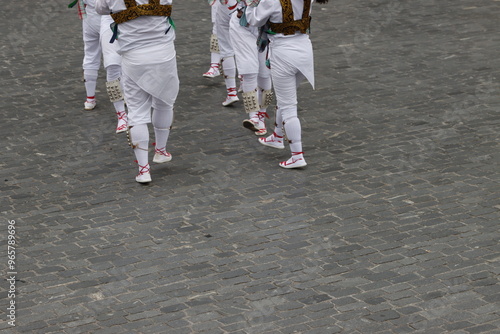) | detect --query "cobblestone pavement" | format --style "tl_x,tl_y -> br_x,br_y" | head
1,0 -> 499,333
